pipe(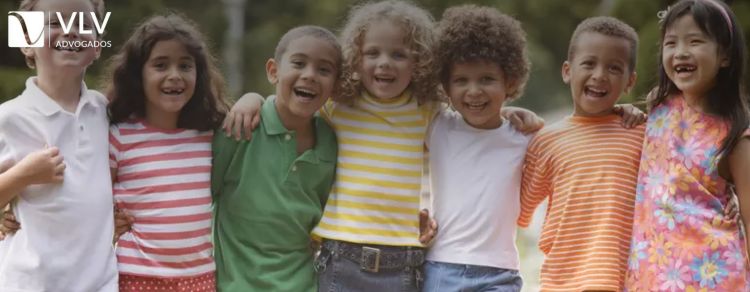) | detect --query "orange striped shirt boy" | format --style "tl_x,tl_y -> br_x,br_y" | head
518,114 -> 644,291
